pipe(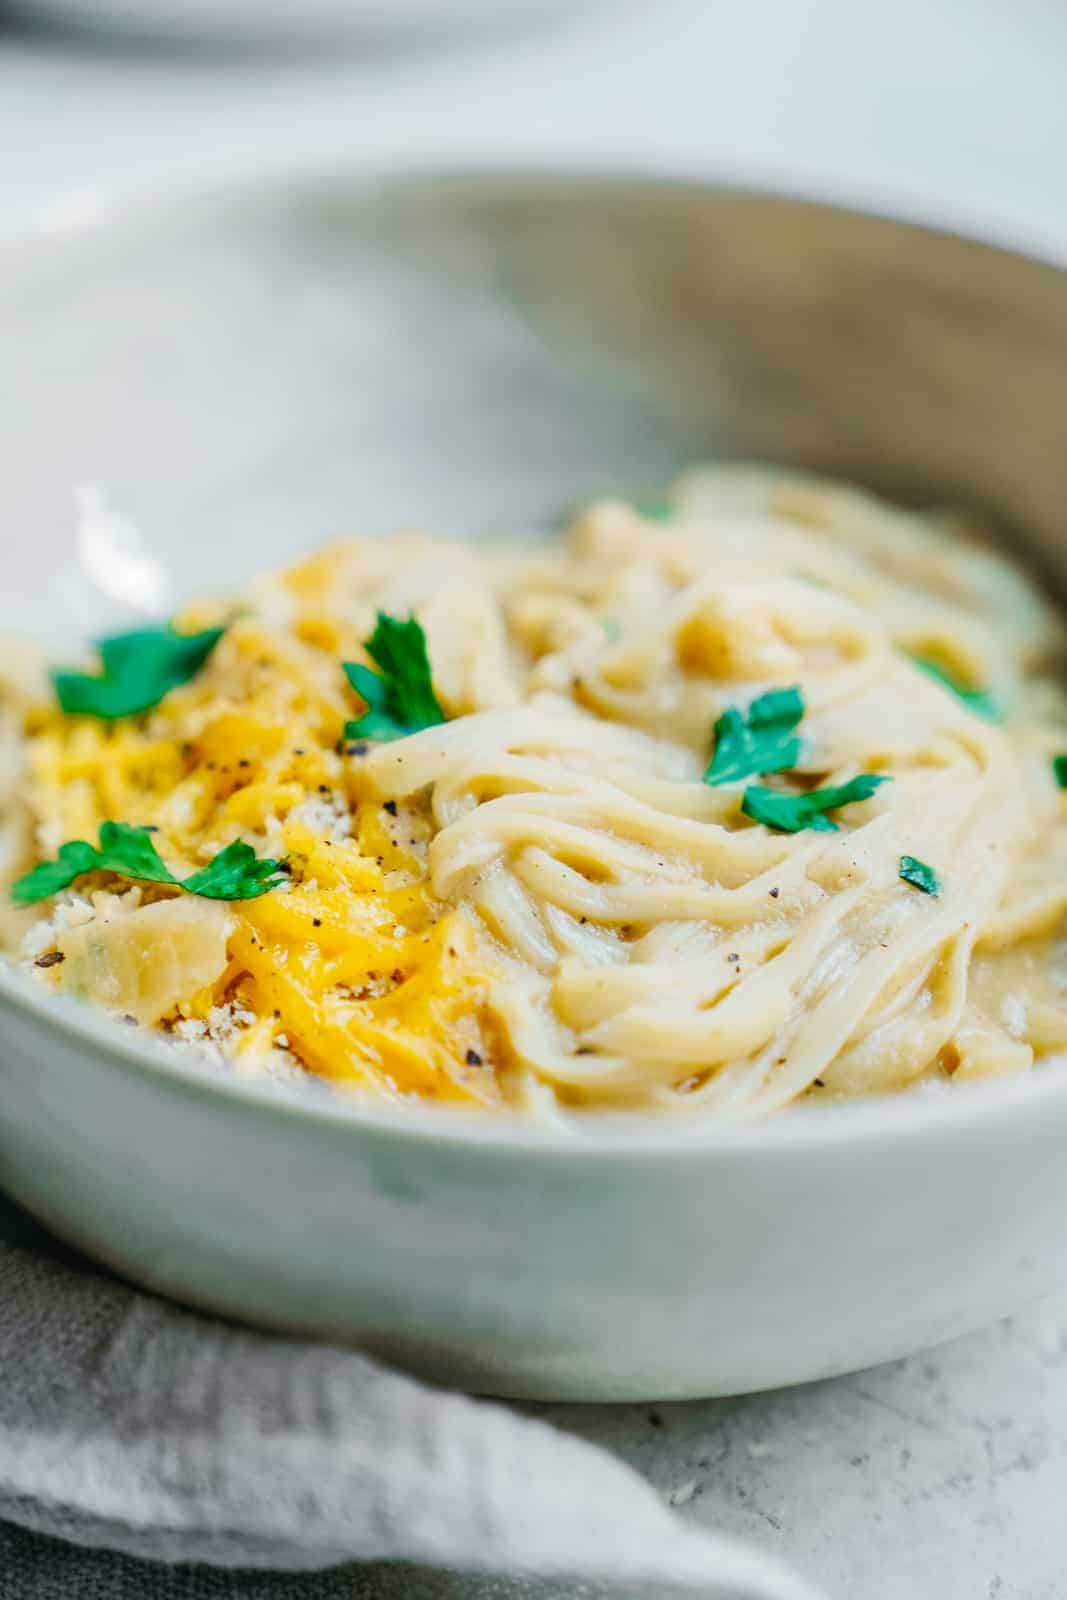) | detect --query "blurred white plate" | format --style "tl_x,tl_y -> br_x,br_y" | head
10,0 -> 579,44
